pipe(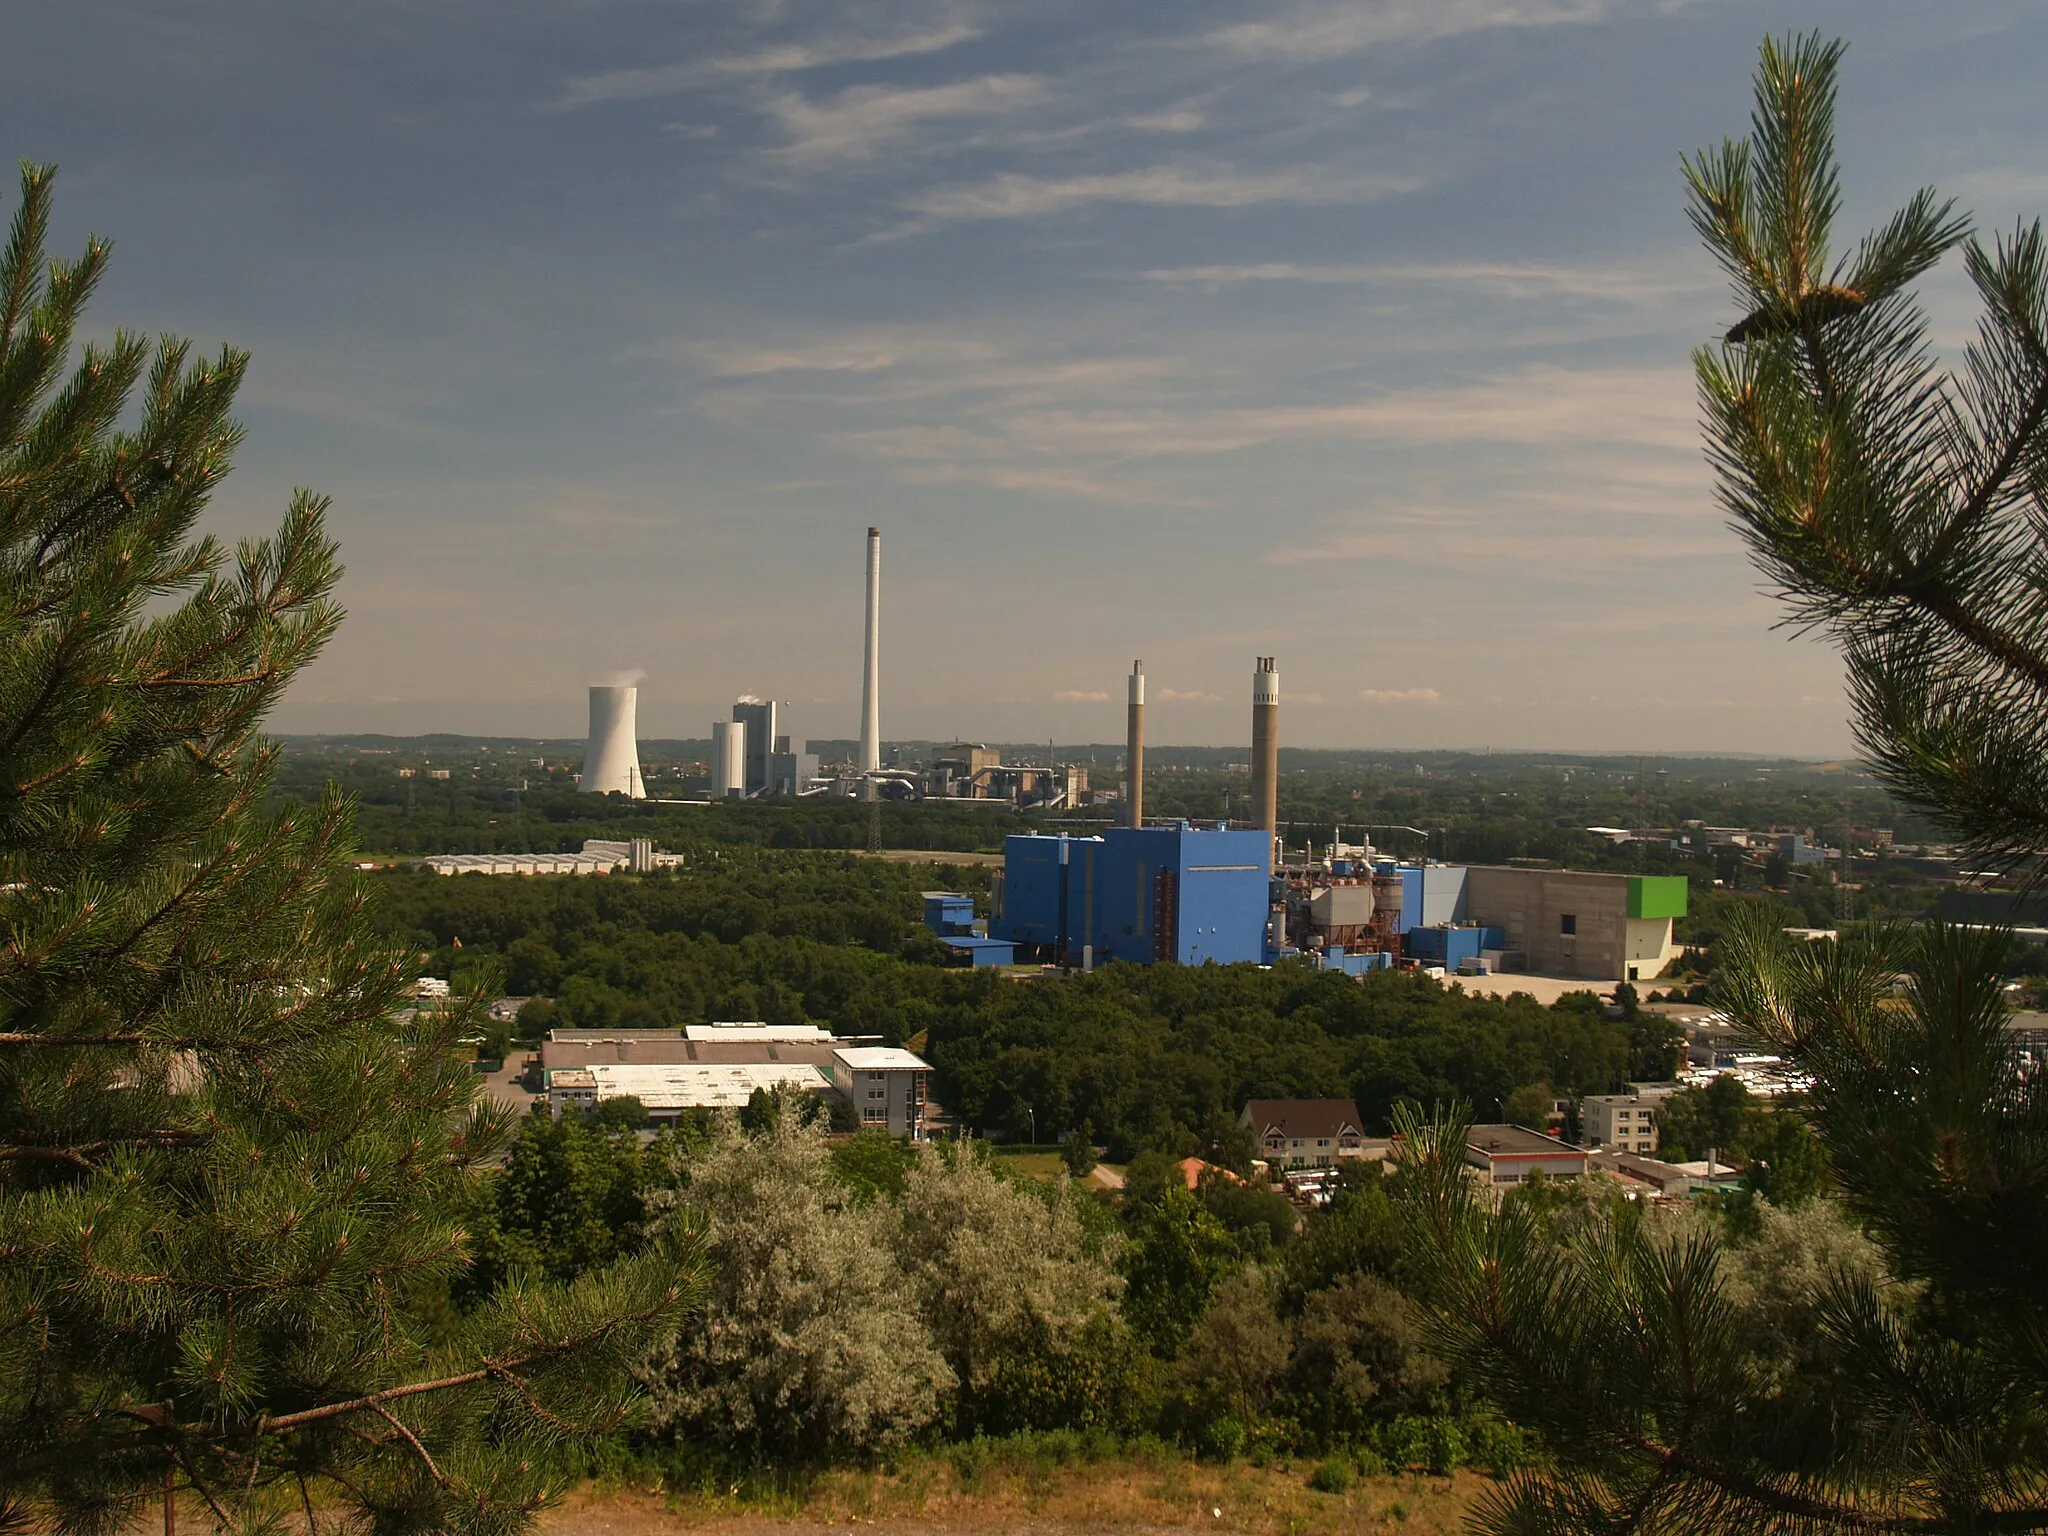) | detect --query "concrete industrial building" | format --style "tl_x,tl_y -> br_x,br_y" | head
581,683 -> 644,798
1280,858 -> 1688,982
1463,867 -> 1686,981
